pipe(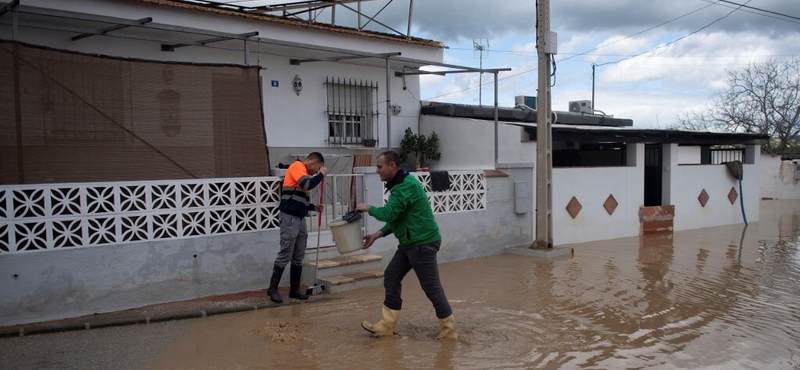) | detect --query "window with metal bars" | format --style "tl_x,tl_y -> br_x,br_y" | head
325,77 -> 378,146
